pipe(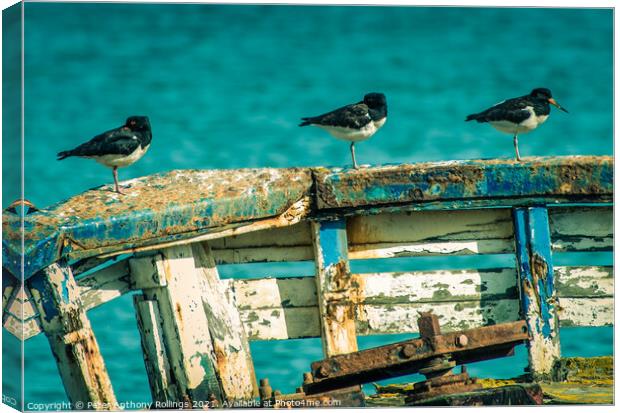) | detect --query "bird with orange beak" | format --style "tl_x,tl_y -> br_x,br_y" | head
466,88 -> 568,161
